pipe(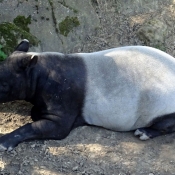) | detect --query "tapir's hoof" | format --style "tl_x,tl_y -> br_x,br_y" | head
0,134 -> 17,151
0,145 -> 13,152
0,145 -> 7,151
134,129 -> 150,140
